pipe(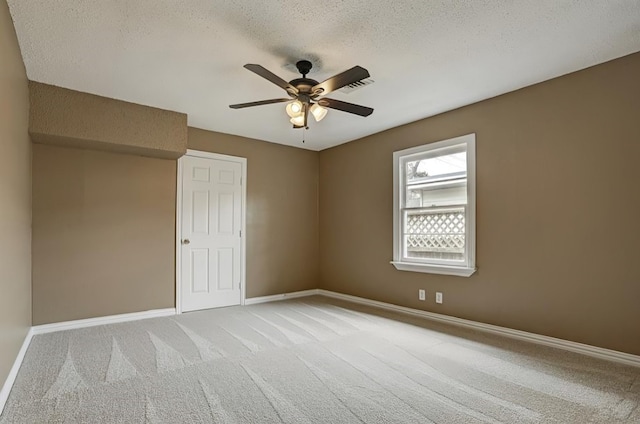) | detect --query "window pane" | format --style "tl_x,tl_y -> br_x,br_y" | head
406,181 -> 466,208
405,185 -> 423,208
393,134 -> 475,274
403,207 -> 465,261
405,152 -> 466,183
